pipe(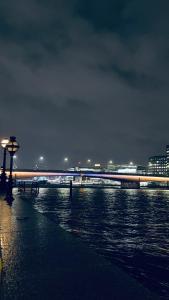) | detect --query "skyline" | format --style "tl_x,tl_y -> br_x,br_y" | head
1,140 -> 169,169
0,0 -> 169,167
